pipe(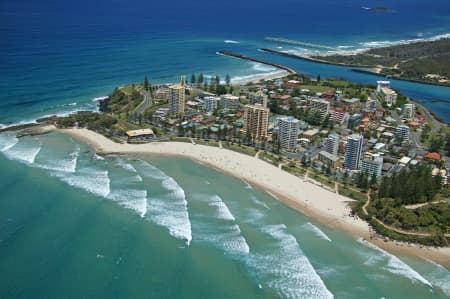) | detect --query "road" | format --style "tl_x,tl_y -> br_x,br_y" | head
134,90 -> 152,115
